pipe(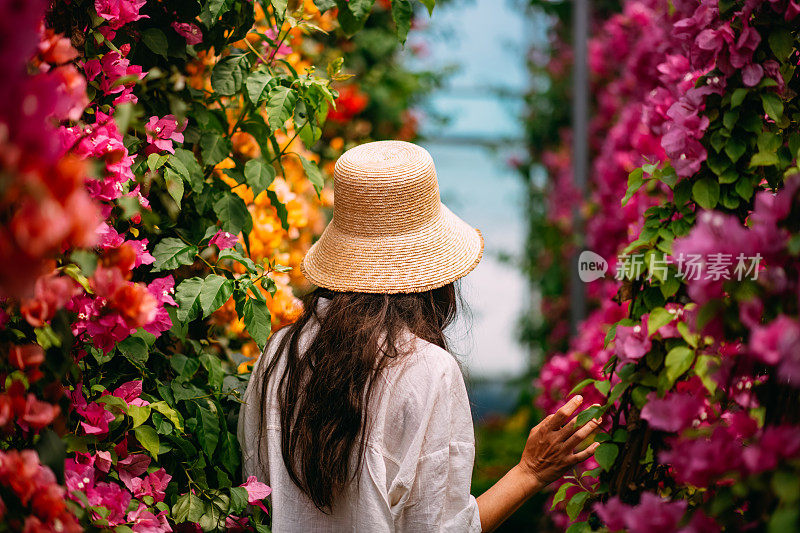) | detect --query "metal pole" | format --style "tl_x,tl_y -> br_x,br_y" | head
570,0 -> 589,333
